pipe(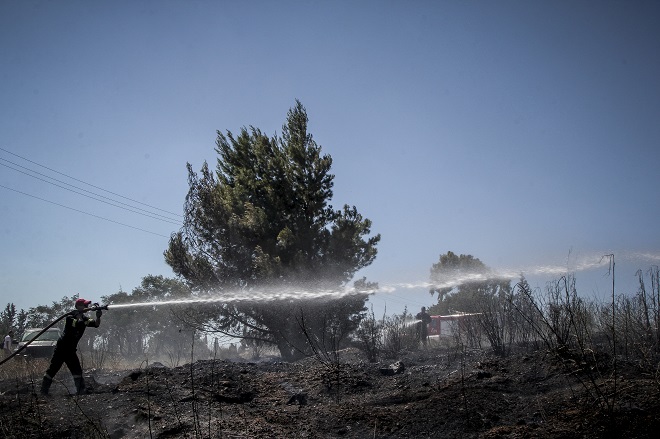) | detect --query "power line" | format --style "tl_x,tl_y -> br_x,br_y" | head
370,291 -> 434,311
0,159 -> 181,226
0,146 -> 183,219
0,183 -> 170,238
